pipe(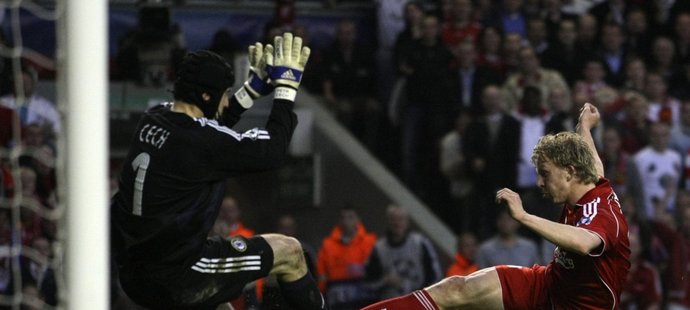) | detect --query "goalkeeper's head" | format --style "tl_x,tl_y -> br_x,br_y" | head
173,50 -> 235,119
